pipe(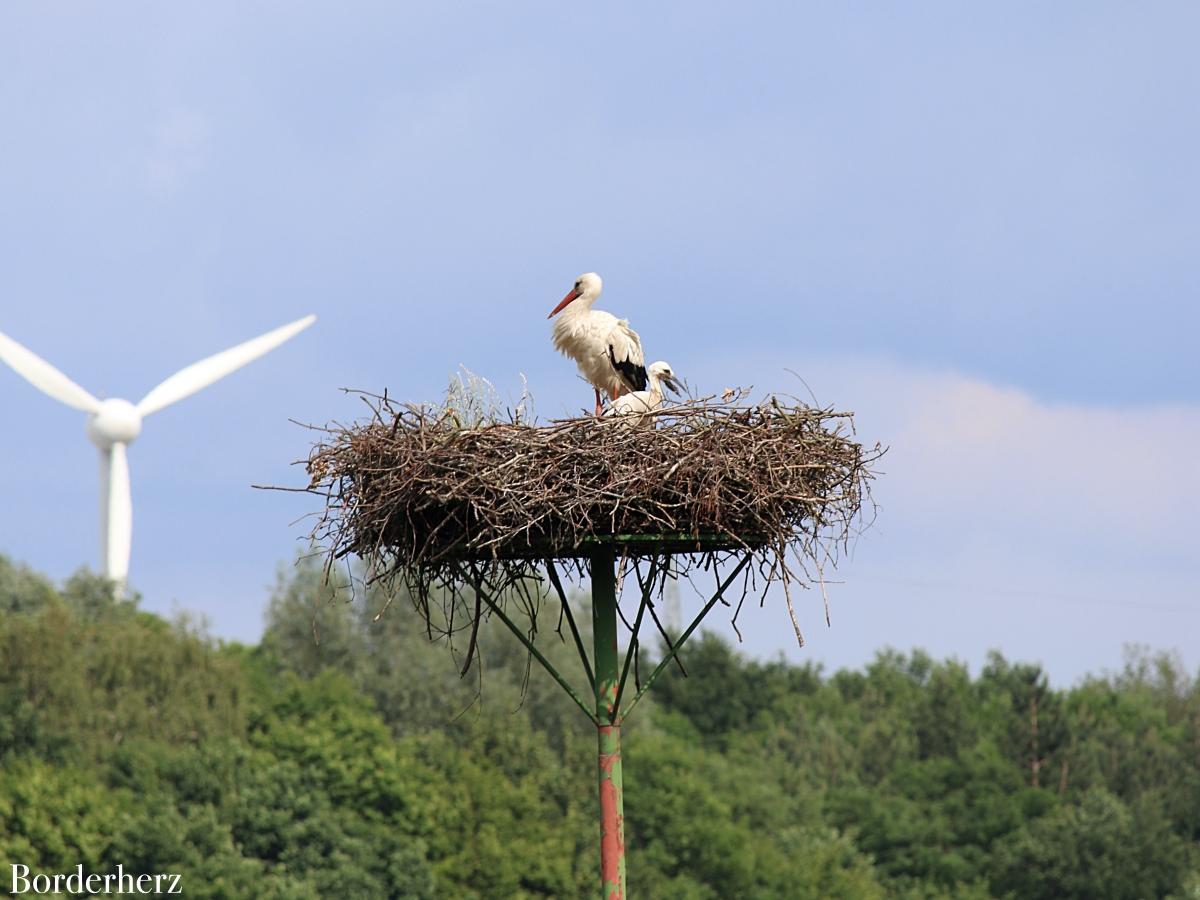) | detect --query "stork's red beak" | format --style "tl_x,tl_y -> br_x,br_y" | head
547,288 -> 580,319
